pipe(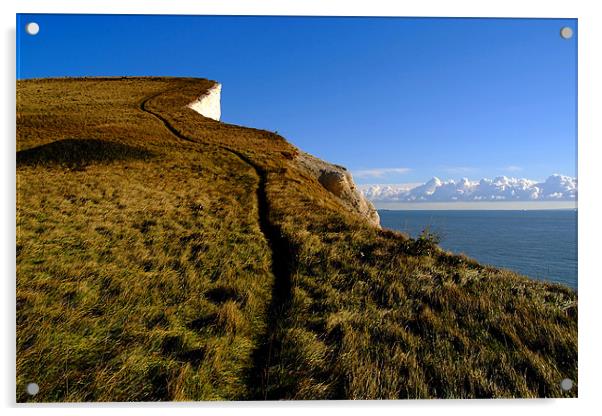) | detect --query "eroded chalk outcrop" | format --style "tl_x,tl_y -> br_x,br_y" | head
295,152 -> 381,228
